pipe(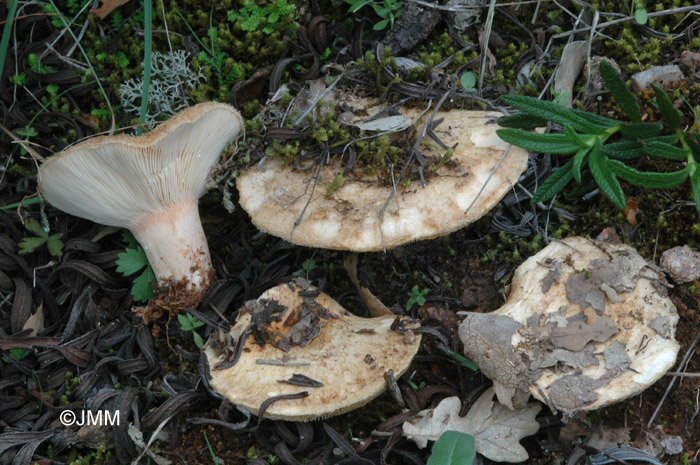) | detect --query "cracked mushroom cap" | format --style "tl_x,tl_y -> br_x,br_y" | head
237,105 -> 528,252
459,237 -> 679,412
204,280 -> 421,421
39,102 -> 243,289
